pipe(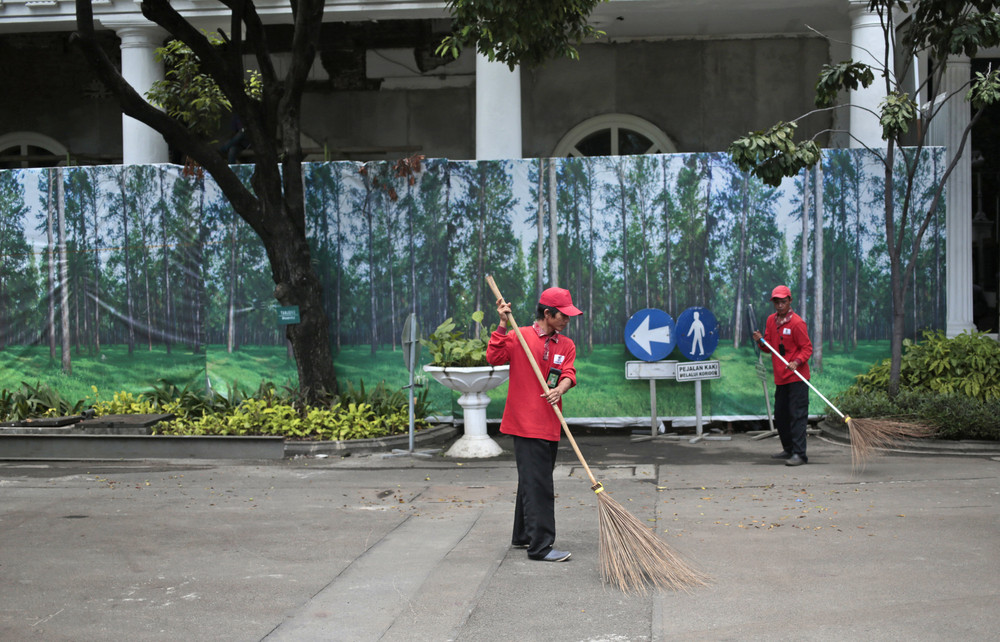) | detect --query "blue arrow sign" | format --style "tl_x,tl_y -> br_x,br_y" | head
675,307 -> 718,361
624,308 -> 676,361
